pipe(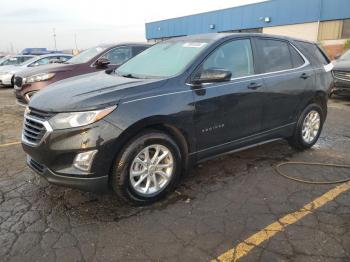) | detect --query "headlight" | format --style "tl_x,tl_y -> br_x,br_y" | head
49,106 -> 117,130
26,73 -> 55,83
